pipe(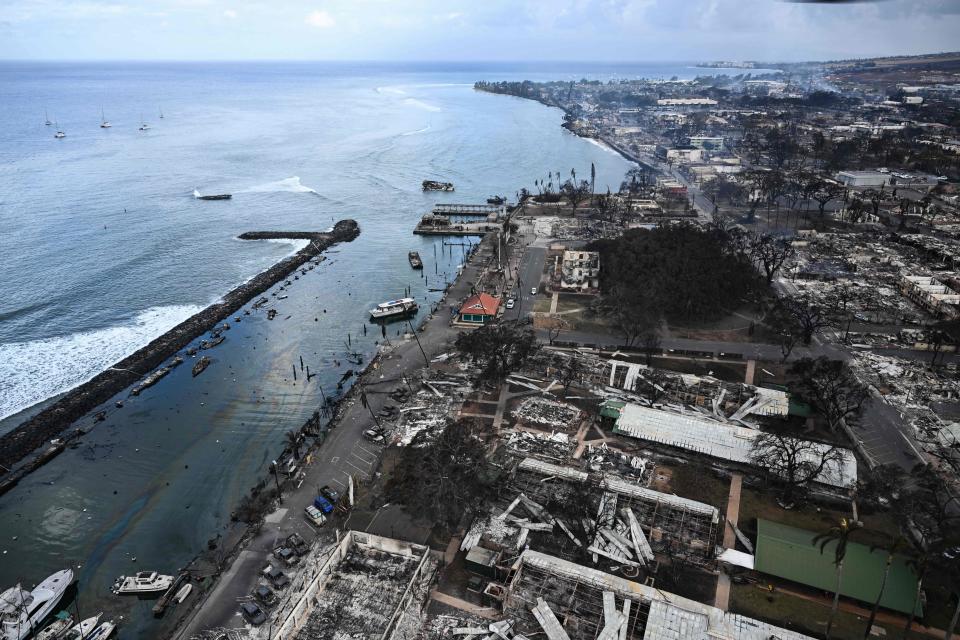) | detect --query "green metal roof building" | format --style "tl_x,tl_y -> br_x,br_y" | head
754,519 -> 921,615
